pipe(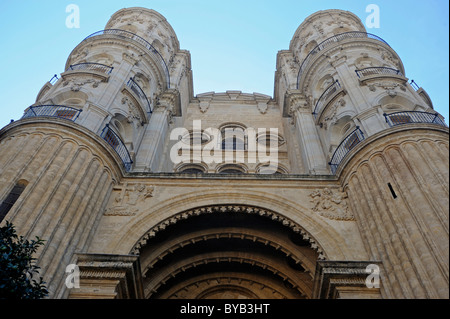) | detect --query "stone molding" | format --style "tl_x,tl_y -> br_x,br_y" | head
69,253 -> 144,299
312,260 -> 382,299
130,204 -> 327,260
